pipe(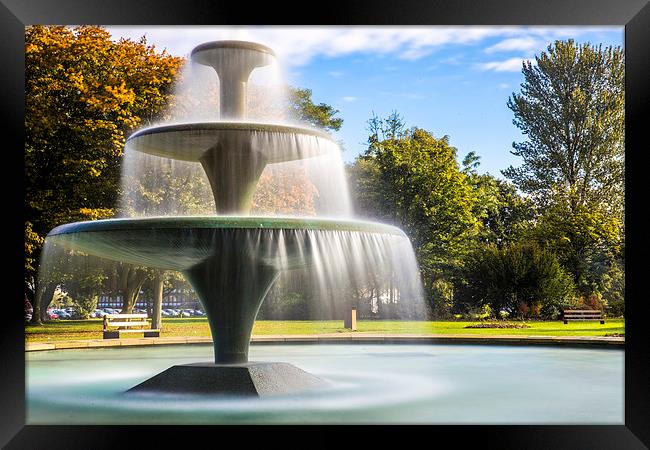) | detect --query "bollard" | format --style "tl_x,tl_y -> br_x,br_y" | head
344,307 -> 357,331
